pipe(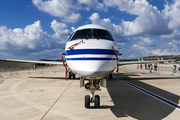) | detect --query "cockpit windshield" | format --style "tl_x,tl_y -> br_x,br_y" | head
94,29 -> 114,41
70,29 -> 91,40
70,29 -> 114,41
